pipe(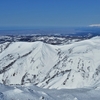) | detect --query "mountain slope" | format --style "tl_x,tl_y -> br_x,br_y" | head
0,37 -> 100,89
